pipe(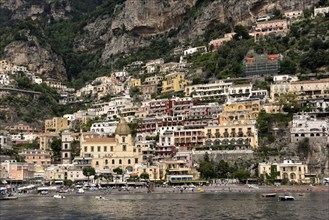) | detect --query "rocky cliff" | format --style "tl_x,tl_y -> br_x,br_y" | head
0,0 -> 319,80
